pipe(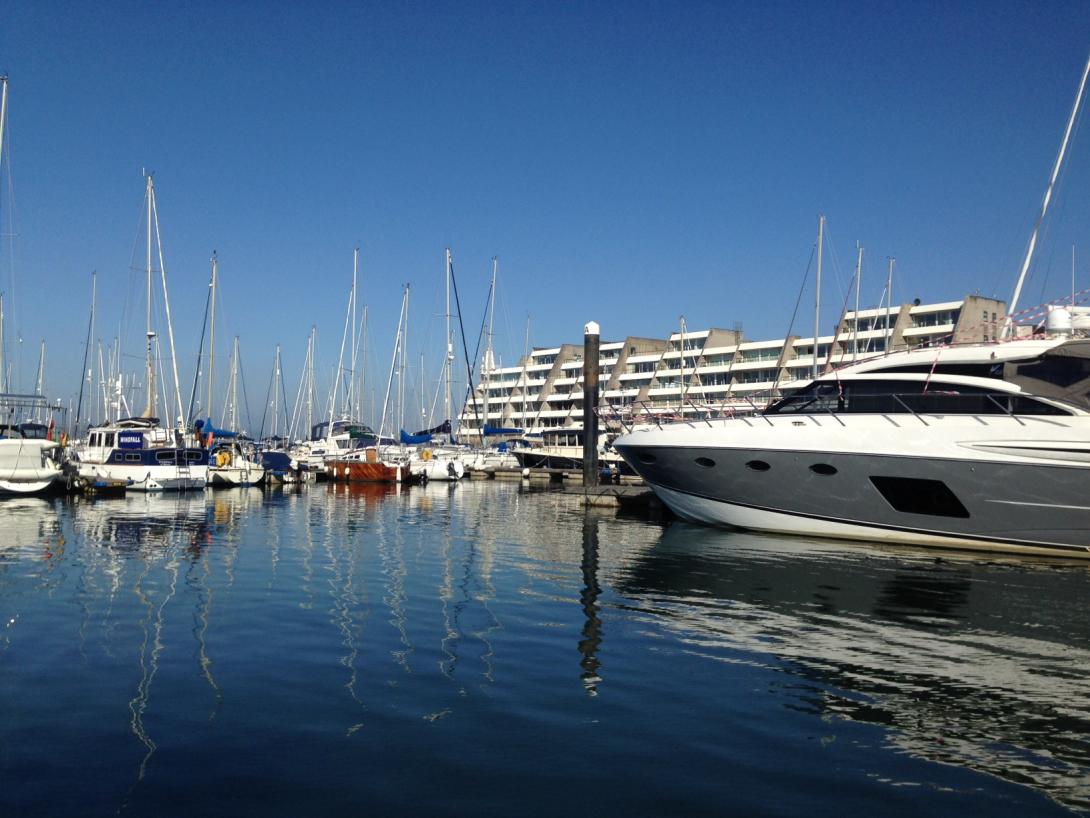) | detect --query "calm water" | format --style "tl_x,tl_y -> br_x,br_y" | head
1,481 -> 1089,817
